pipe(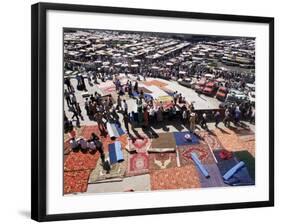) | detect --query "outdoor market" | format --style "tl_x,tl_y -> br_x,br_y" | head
63,29 -> 255,195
